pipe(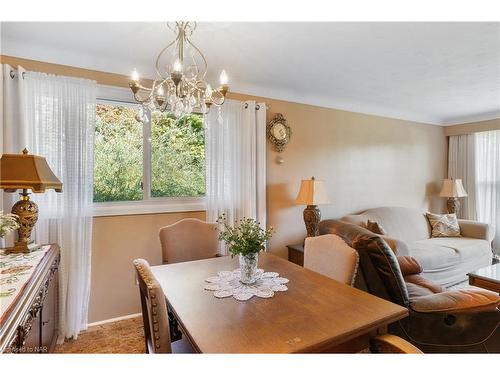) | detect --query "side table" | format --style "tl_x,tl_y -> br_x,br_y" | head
287,243 -> 304,266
